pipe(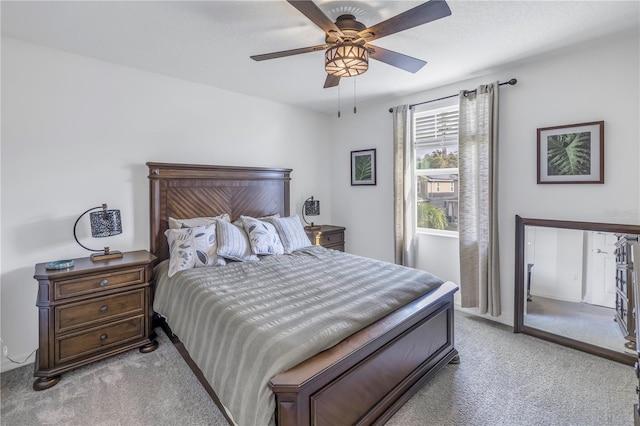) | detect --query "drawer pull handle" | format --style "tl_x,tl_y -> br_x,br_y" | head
100,334 -> 108,342
99,306 -> 108,314
99,279 -> 108,287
